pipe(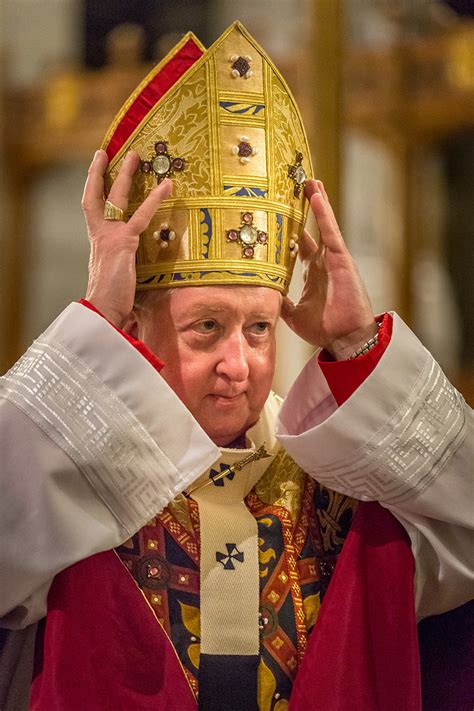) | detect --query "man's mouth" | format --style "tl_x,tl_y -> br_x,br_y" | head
210,392 -> 245,403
